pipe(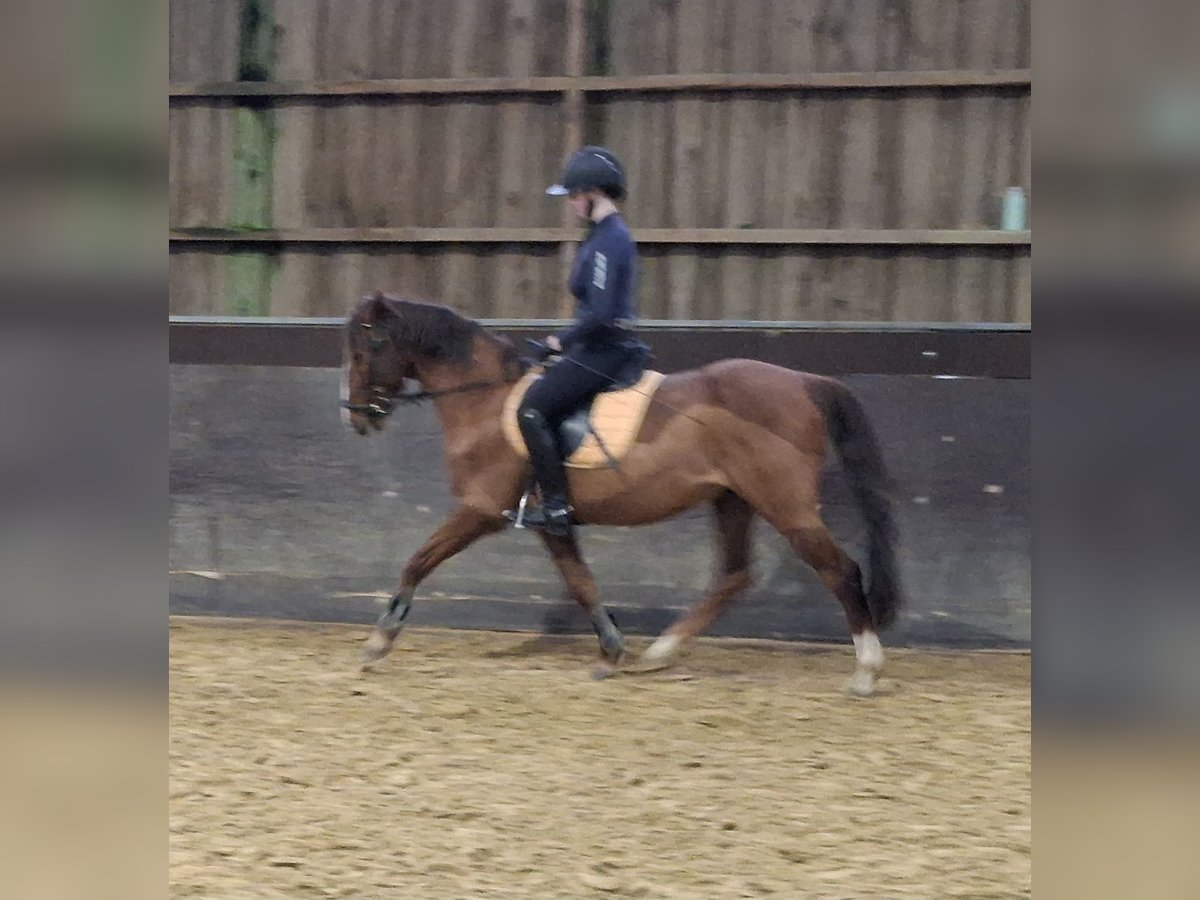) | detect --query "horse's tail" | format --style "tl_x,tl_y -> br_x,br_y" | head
811,378 -> 904,632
